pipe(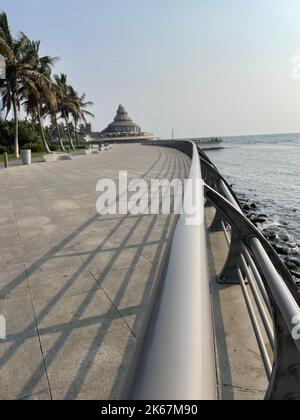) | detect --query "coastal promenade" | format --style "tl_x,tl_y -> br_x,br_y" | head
0,145 -> 190,400
0,143 -> 287,400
